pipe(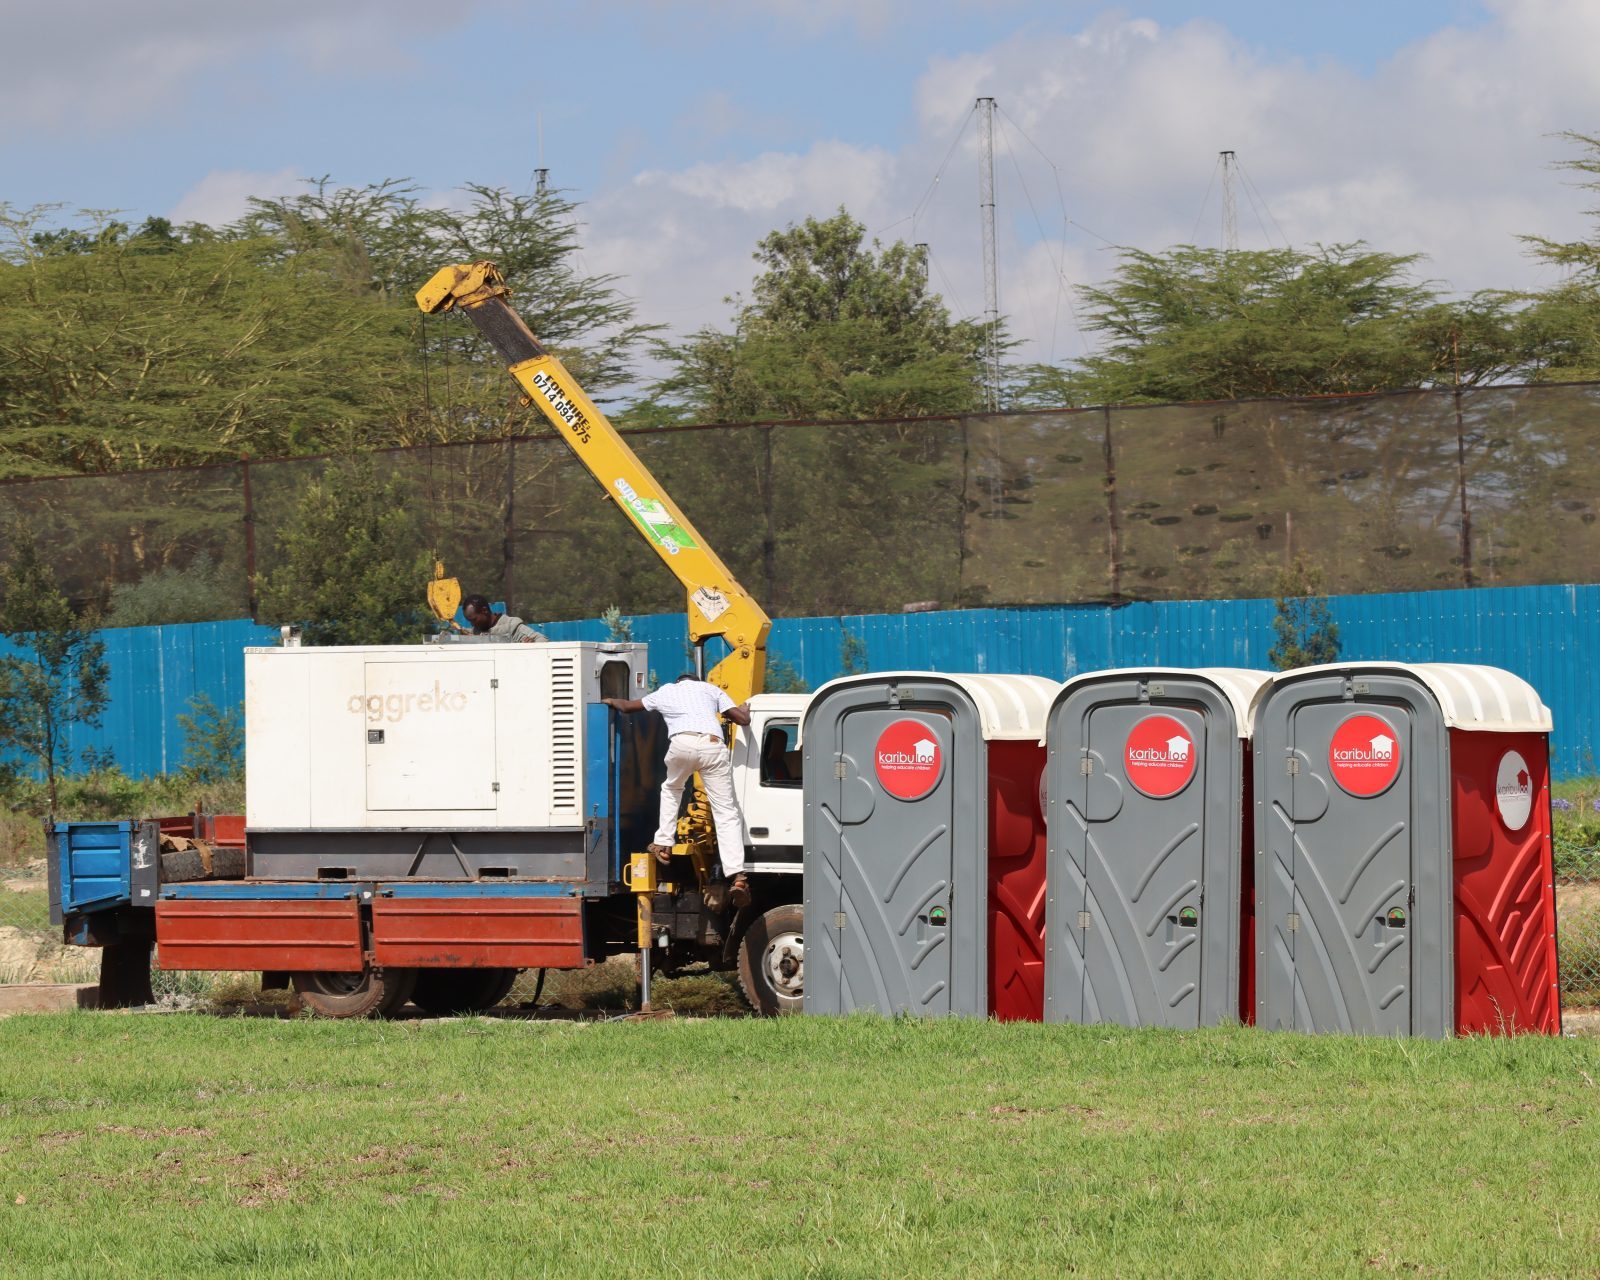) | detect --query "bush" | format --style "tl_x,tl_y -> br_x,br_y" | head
1269,556 -> 1340,671
764,652 -> 808,693
107,554 -> 244,627
257,456 -> 433,646
178,693 -> 243,784
1551,776 -> 1600,872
